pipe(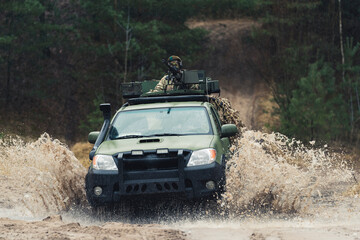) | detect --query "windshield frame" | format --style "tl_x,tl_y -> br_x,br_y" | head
106,106 -> 214,140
